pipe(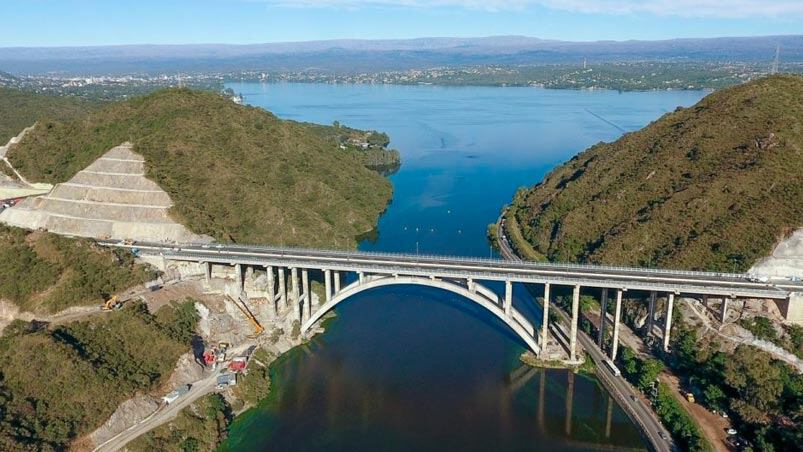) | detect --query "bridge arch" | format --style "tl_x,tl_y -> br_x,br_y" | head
301,275 -> 541,355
